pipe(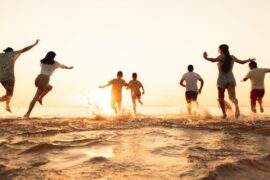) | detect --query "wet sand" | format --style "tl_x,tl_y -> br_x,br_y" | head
0,115 -> 269,179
